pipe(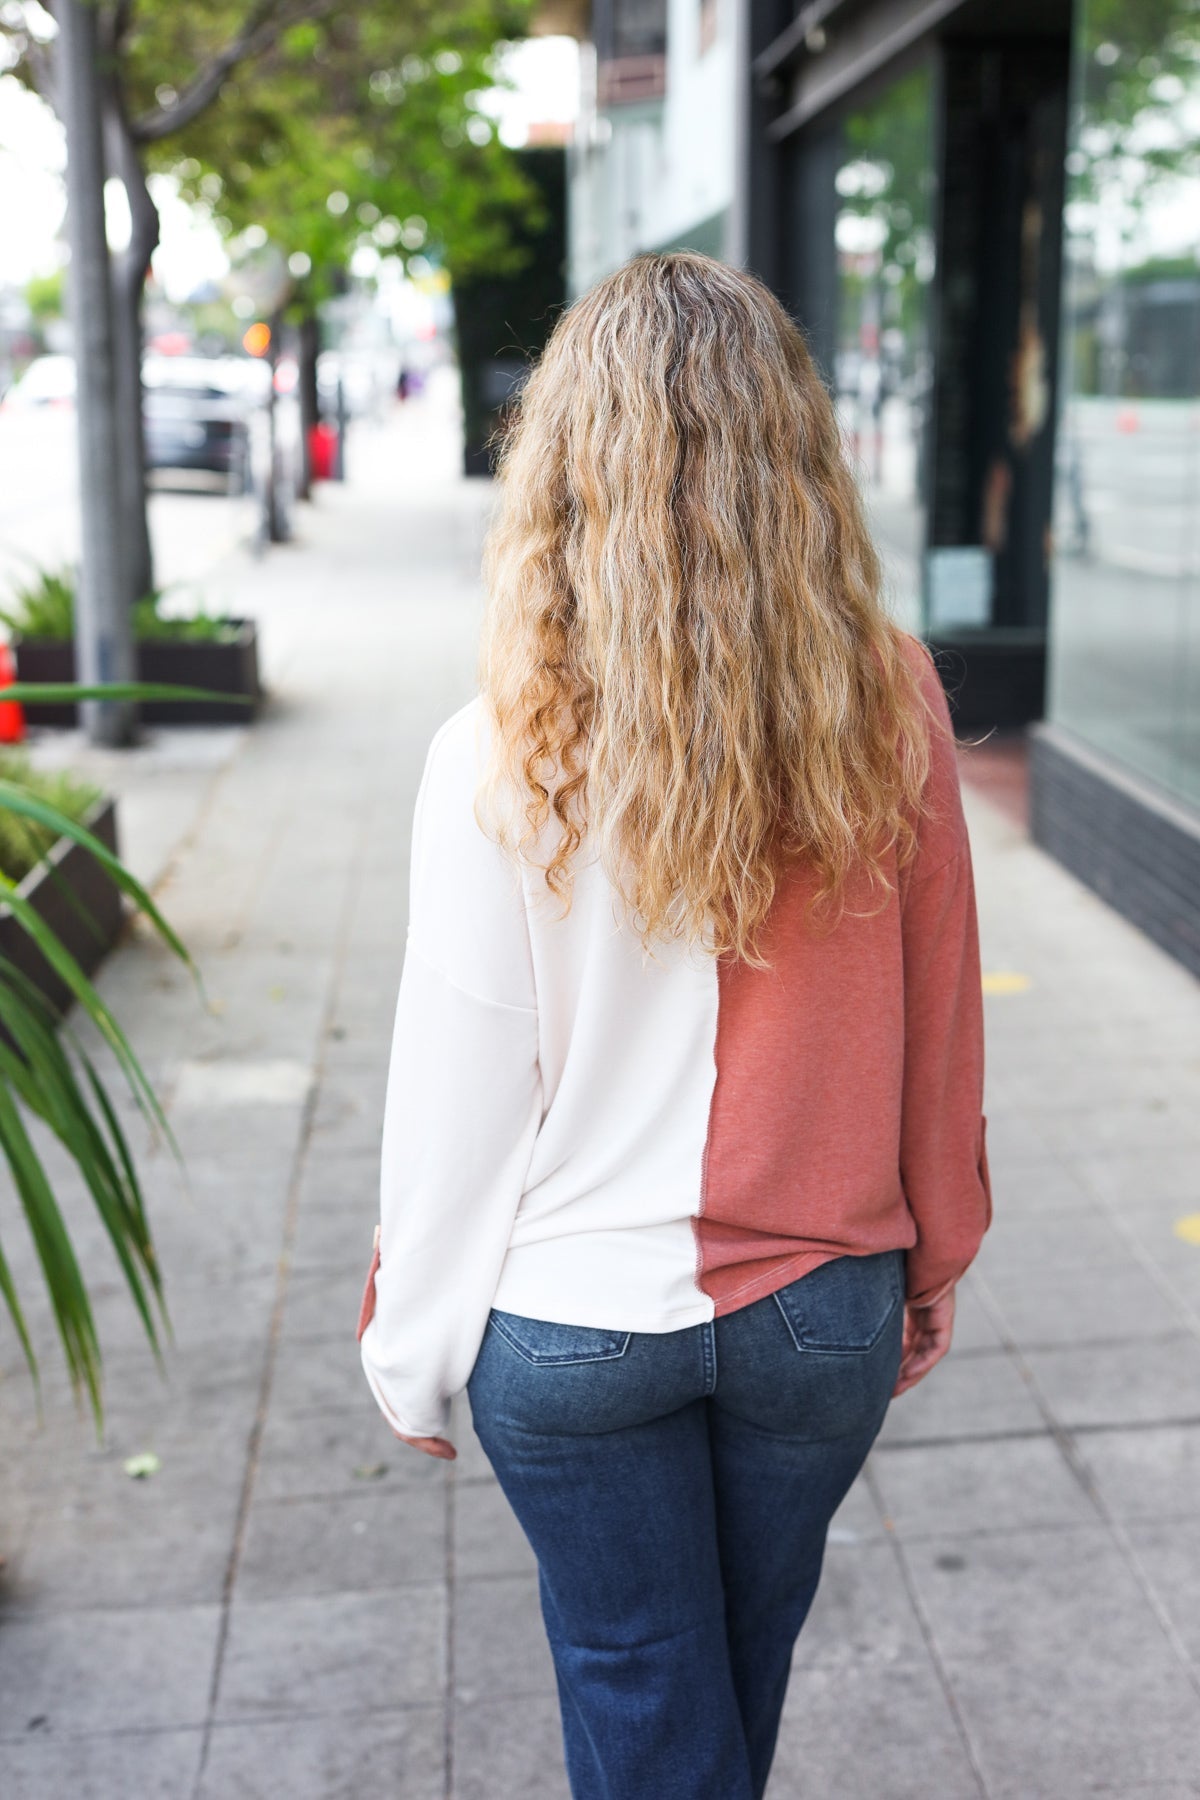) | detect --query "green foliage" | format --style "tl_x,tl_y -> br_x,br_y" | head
0,755 -> 102,885
24,270 -> 66,325
0,565 -> 237,645
0,567 -> 75,643
131,598 -> 240,644
838,65 -> 937,362
124,2 -> 542,302
0,743 -> 199,1426
1071,0 -> 1200,206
